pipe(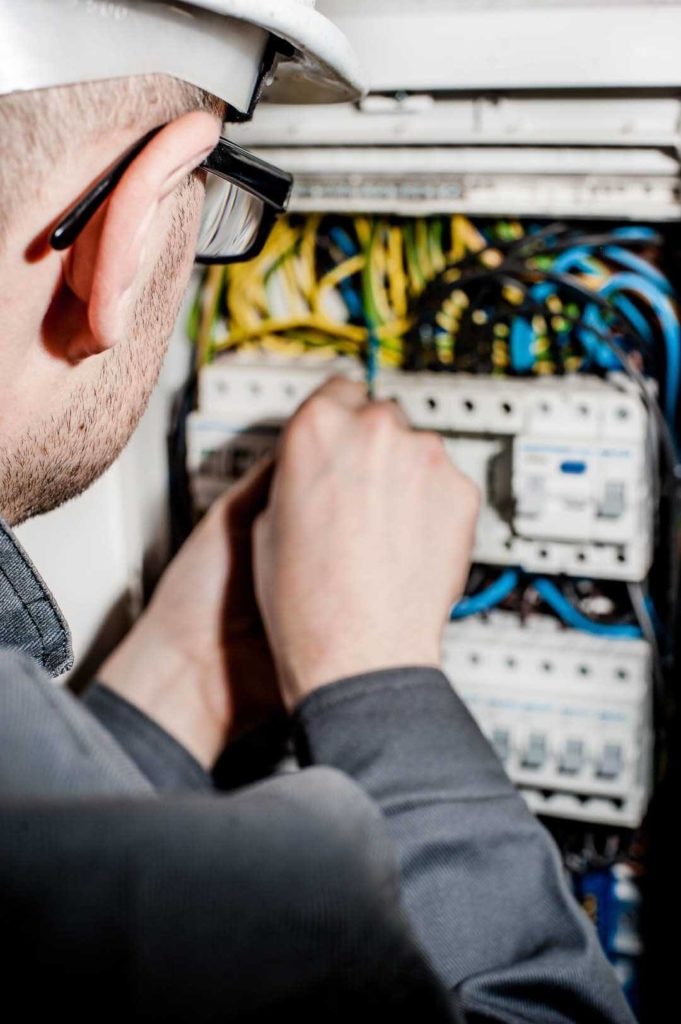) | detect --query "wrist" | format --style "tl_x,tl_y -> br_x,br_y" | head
278,636 -> 441,712
98,620 -> 229,769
